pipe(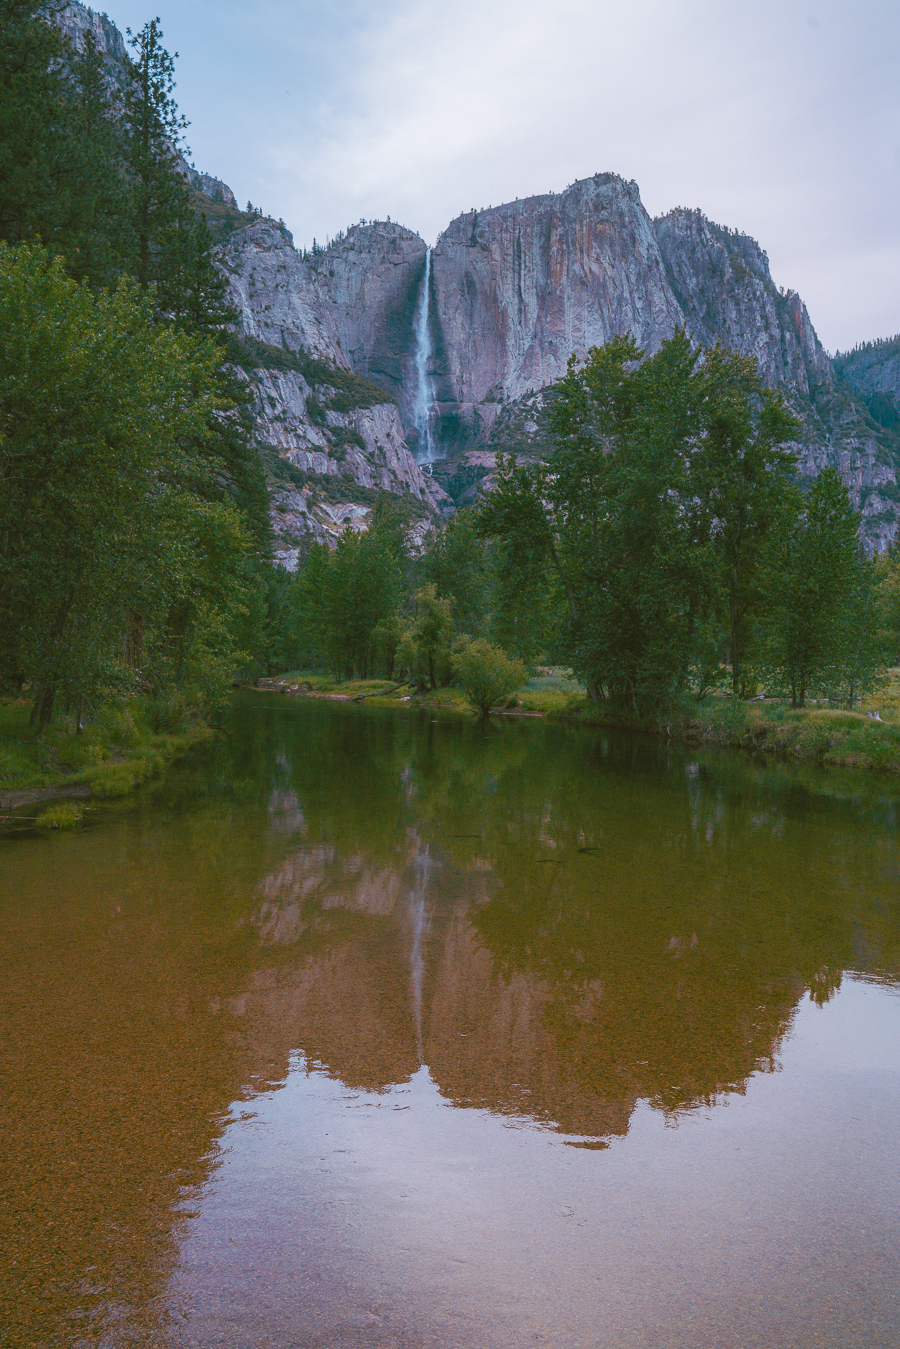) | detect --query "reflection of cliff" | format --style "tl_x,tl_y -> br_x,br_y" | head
5,700 -> 900,1340
198,703 -> 900,1153
233,833 -> 798,1143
